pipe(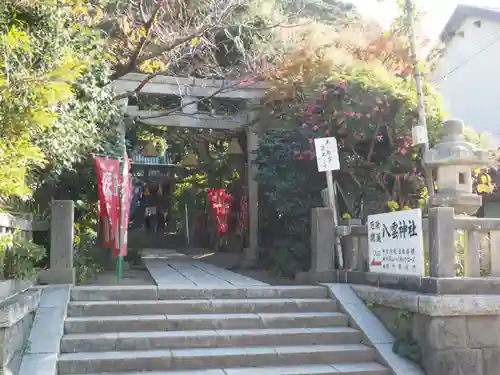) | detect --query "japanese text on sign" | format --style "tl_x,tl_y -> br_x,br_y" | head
367,209 -> 425,276
314,137 -> 340,172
